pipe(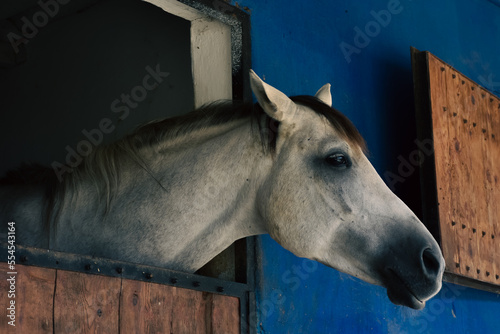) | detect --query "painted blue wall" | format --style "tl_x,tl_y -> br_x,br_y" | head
232,0 -> 500,332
